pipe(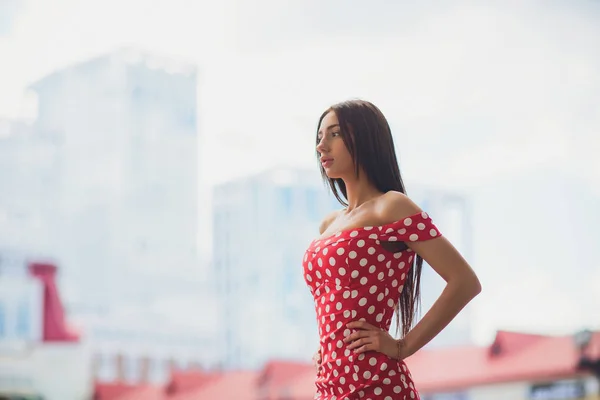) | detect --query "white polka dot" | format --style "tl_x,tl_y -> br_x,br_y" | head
392,279 -> 398,287
369,285 -> 377,294
306,274 -> 312,281
387,236 -> 397,241
369,233 -> 378,239
317,258 -> 323,267
316,270 -> 322,279
409,233 -> 419,241
363,371 -> 371,379
343,290 -> 350,299
369,357 -> 377,366
387,299 -> 394,307
349,251 -> 357,259
383,378 -> 391,384
343,310 -> 351,318
338,267 -> 346,276
367,247 -> 376,255
377,272 -> 384,280
376,313 -> 383,322
323,248 -> 328,255
329,257 -> 336,266
308,262 -> 313,270
393,386 -> 401,393
336,247 -> 345,255
374,387 -> 382,395
367,305 -> 375,314
357,239 -> 365,247
359,258 -> 368,266
358,297 -> 367,306
377,293 -> 384,301
351,310 -> 357,318
388,268 -> 394,277
351,270 -> 359,278
330,293 -> 335,301
350,230 -> 359,237
377,254 -> 385,262
403,218 -> 412,226
336,302 -> 342,310
351,290 -> 358,298
417,222 -> 425,230
421,211 -> 429,219
430,229 -> 438,237
360,277 -> 368,285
